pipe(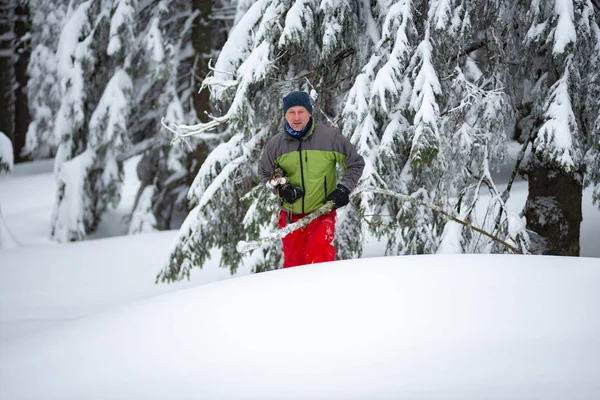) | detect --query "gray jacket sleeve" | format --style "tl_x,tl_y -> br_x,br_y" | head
259,136 -> 277,185
334,132 -> 365,191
